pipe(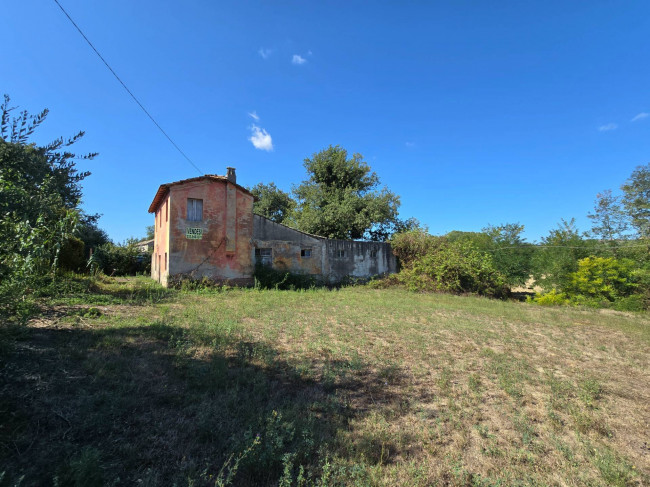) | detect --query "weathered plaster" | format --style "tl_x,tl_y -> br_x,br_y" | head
152,178 -> 254,286
251,215 -> 397,282
150,173 -> 397,287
